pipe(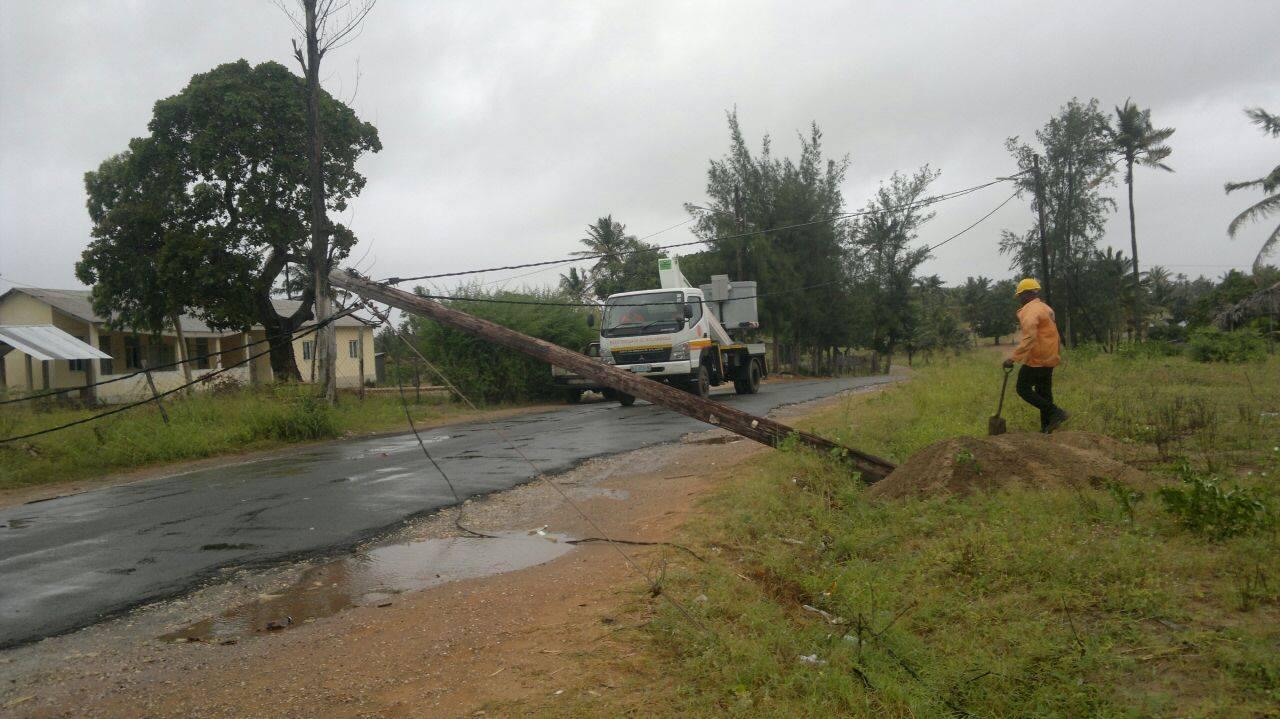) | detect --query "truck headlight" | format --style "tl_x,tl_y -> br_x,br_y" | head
670,342 -> 689,361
